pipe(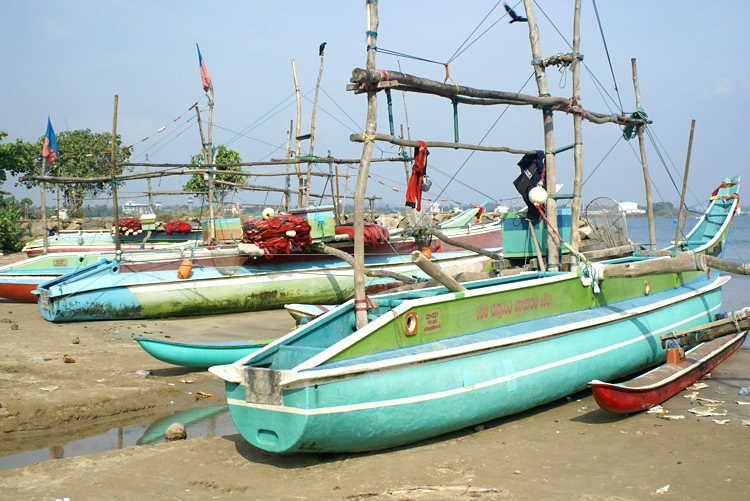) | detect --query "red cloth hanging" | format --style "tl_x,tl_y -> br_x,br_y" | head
405,140 -> 428,211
